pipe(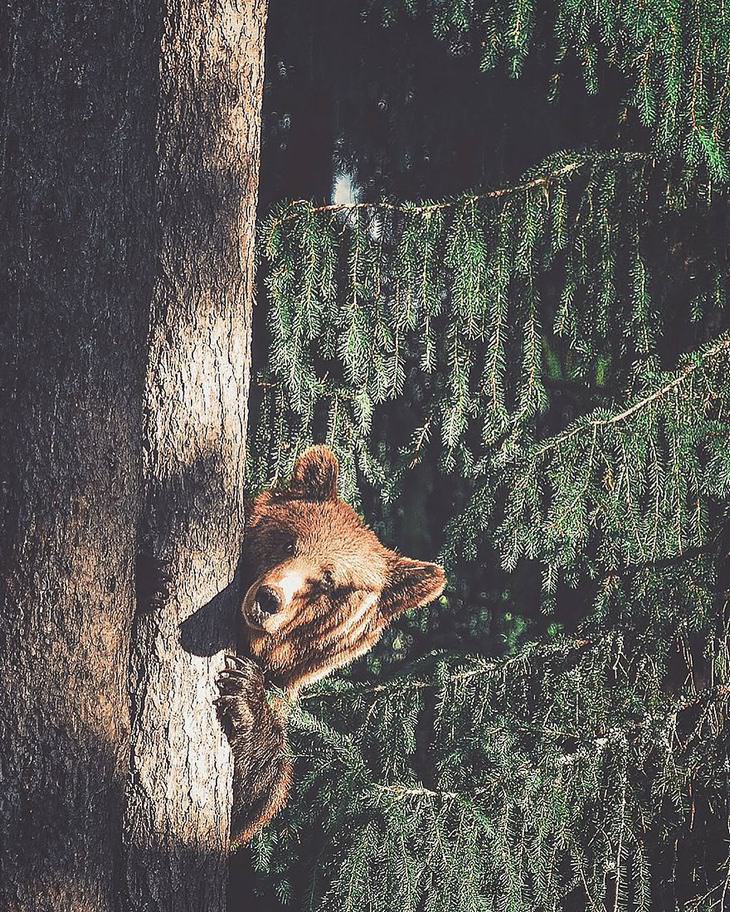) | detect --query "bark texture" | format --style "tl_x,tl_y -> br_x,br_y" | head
123,3 -> 267,910
1,1 -> 266,909
0,3 -> 156,910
